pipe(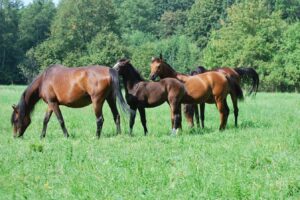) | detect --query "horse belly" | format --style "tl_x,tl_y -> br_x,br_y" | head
62,95 -> 92,108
